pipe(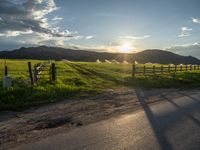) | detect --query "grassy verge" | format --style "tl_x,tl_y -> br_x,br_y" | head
0,59 -> 200,111
126,72 -> 200,88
